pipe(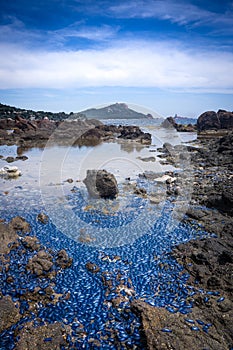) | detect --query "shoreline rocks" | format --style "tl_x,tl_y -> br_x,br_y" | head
0,116 -> 152,147
134,131 -> 233,349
